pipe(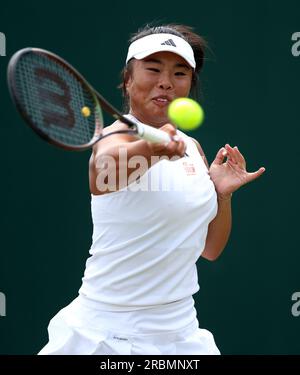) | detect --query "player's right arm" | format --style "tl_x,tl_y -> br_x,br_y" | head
89,121 -> 185,195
